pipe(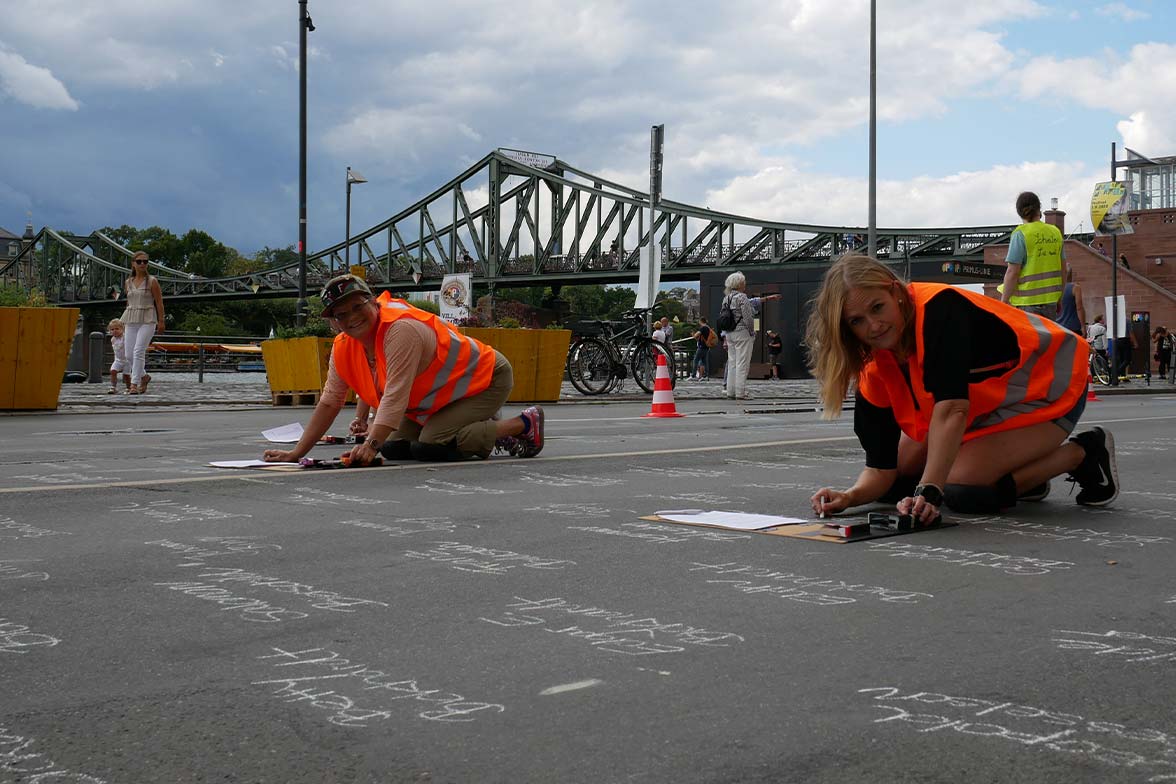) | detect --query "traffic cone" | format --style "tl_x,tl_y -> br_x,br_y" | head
1086,371 -> 1100,402
642,352 -> 685,418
